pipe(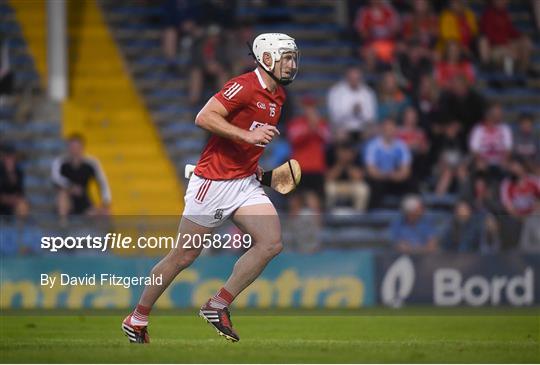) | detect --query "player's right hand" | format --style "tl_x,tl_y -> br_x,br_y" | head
244,125 -> 280,145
